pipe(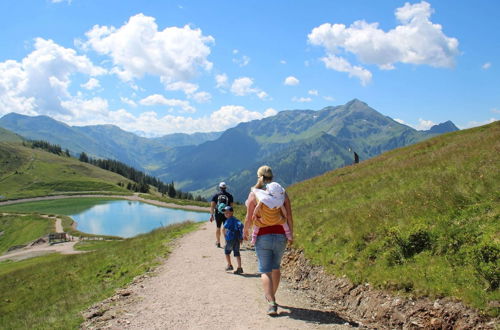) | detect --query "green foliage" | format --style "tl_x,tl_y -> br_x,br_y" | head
0,143 -> 132,199
0,222 -> 199,329
0,214 -> 54,253
288,121 -> 500,314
